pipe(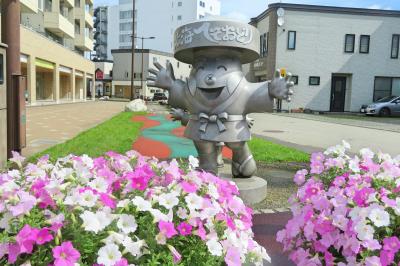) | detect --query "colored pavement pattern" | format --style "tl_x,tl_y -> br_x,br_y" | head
132,113 -> 293,265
